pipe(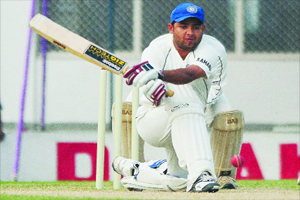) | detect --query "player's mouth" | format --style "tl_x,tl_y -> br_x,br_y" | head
186,38 -> 195,42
